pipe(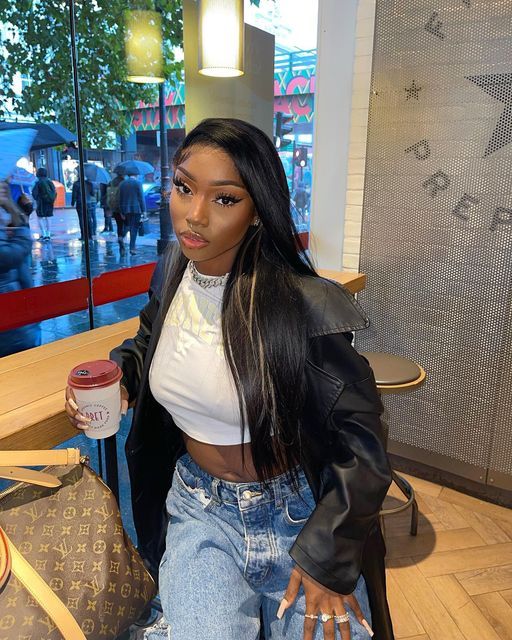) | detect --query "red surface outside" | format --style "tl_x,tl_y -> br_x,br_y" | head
0,233 -> 309,332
